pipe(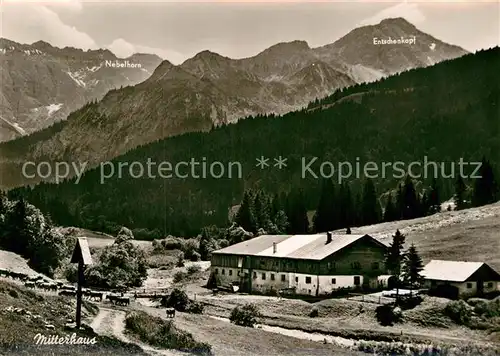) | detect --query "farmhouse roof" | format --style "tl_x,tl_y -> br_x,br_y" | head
213,233 -> 385,261
421,260 -> 490,282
